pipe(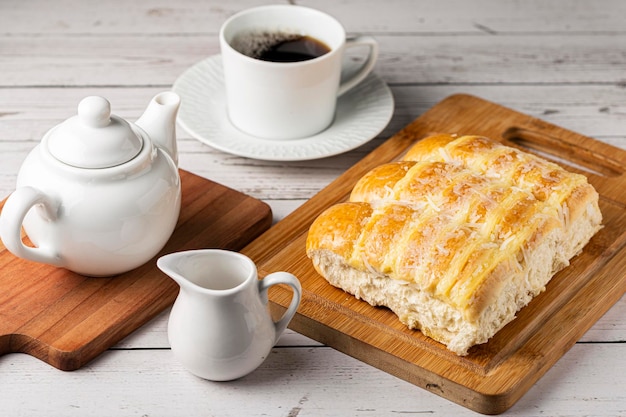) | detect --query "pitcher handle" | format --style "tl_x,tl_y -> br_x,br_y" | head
337,35 -> 379,97
0,186 -> 63,266
258,271 -> 302,343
